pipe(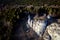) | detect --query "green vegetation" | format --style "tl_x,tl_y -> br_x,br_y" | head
0,0 -> 60,5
